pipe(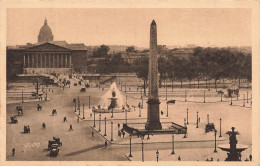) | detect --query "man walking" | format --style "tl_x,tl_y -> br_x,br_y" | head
12,148 -> 15,156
